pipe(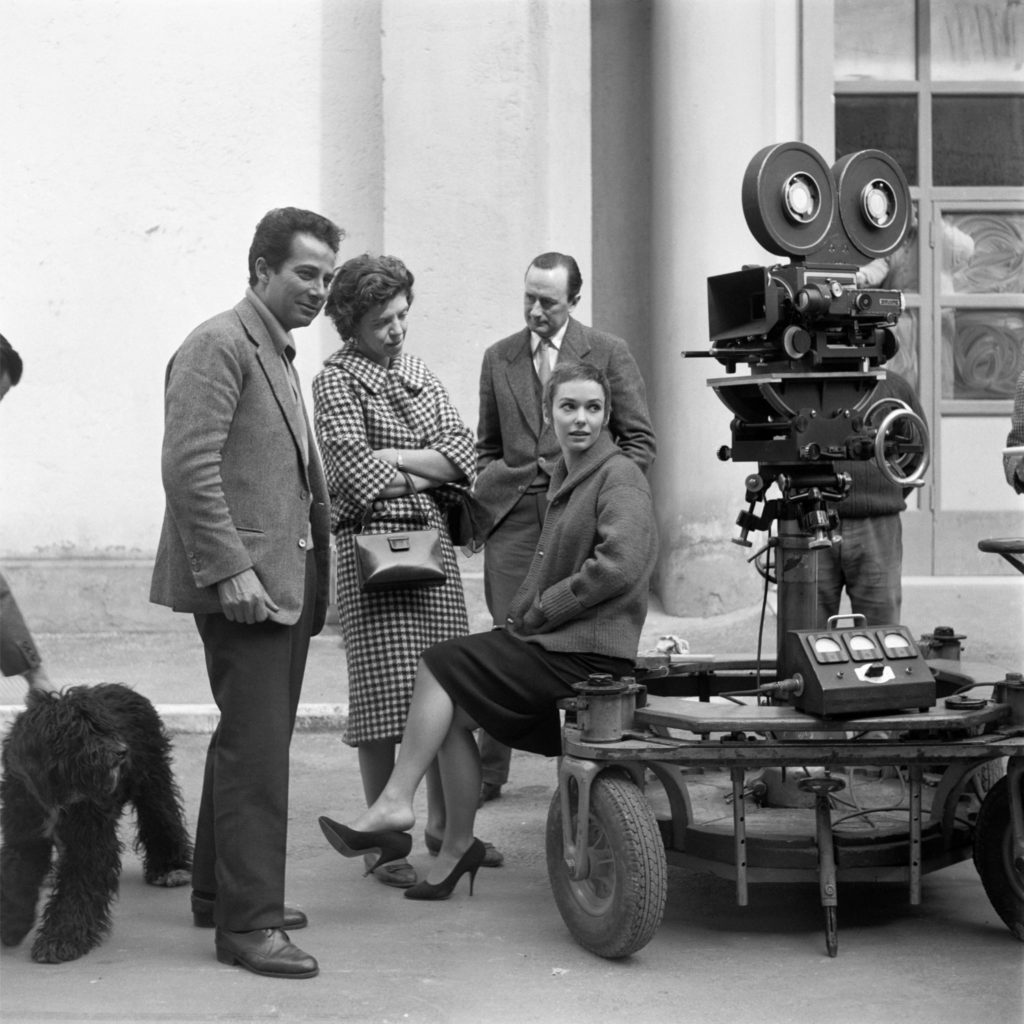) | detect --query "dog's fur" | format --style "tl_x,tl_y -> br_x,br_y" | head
0,683 -> 192,963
